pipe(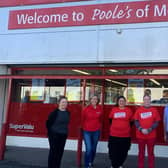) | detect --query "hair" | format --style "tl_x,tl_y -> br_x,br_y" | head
90,95 -> 100,105
58,95 -> 68,104
116,95 -> 126,106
